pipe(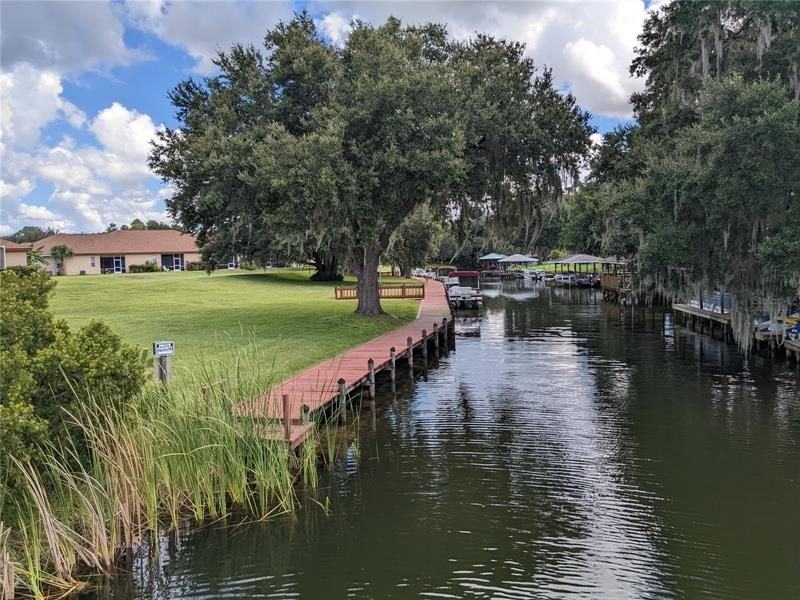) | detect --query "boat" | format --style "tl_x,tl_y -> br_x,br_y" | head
446,270 -> 483,309
576,274 -> 599,287
554,273 -> 577,286
523,269 -> 545,281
